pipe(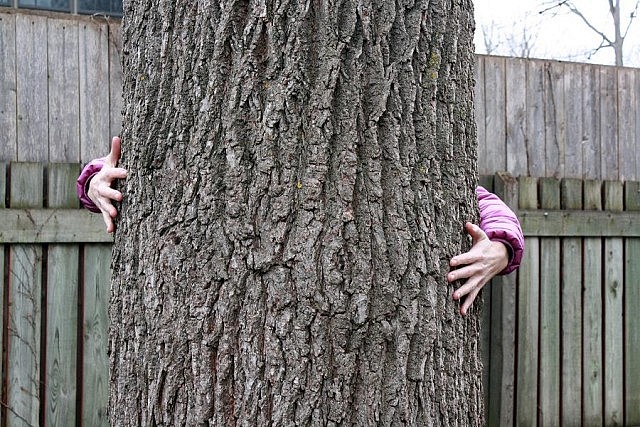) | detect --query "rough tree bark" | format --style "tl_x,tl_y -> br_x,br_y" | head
111,0 -> 482,425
